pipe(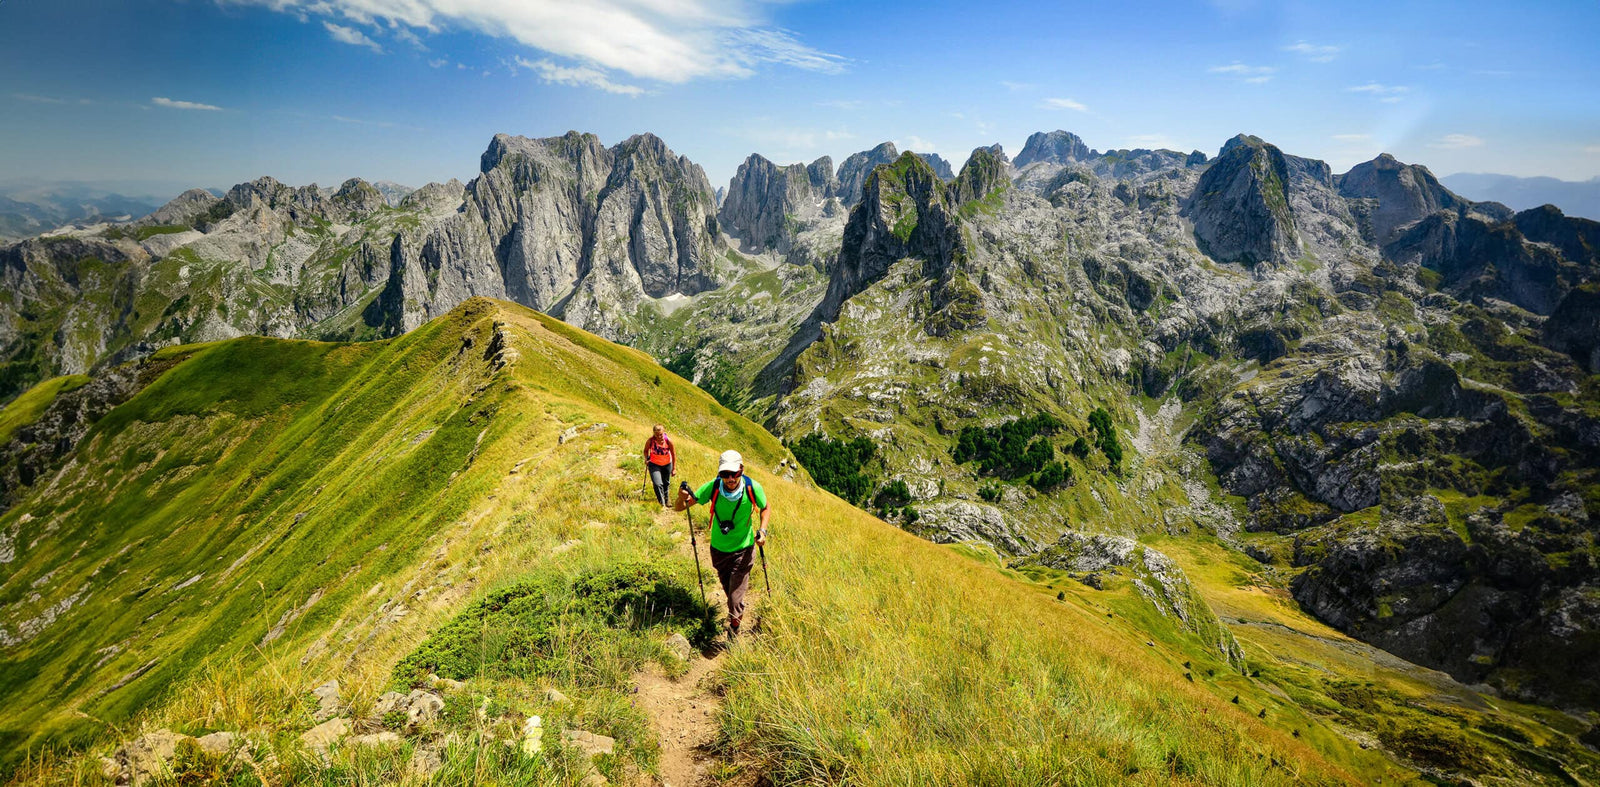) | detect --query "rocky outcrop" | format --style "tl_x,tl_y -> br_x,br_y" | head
806,156 -> 838,197
1014,130 -> 1093,168
951,145 -> 1011,205
916,153 -> 956,181
141,188 -> 219,228
1183,134 -> 1300,266
1018,531 -> 1246,670
1387,210 -> 1572,314
837,142 -> 900,206
1338,153 -> 1464,245
328,178 -> 388,223
1544,283 -> 1600,371
719,154 -> 821,252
